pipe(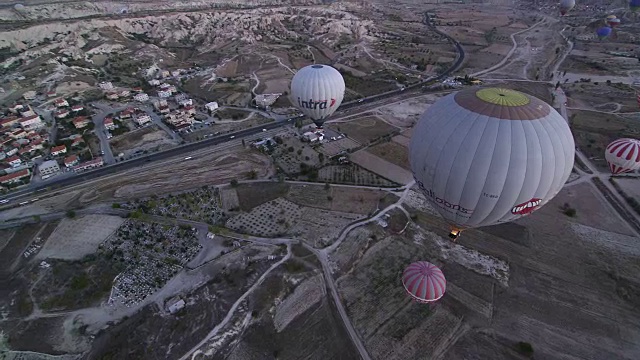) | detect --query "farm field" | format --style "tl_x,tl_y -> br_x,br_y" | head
350,150 -> 414,185
365,141 -> 410,170
317,137 -> 361,157
328,116 -> 400,145
317,164 -> 398,187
